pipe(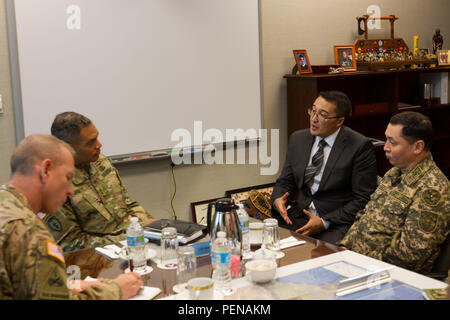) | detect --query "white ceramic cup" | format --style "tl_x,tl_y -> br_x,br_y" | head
187,277 -> 214,300
249,222 -> 263,244
245,259 -> 277,283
